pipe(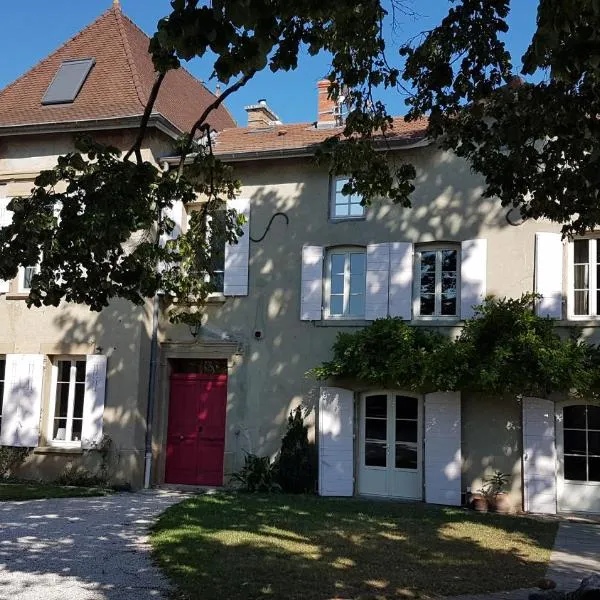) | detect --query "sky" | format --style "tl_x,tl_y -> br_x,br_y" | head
0,1 -> 540,126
